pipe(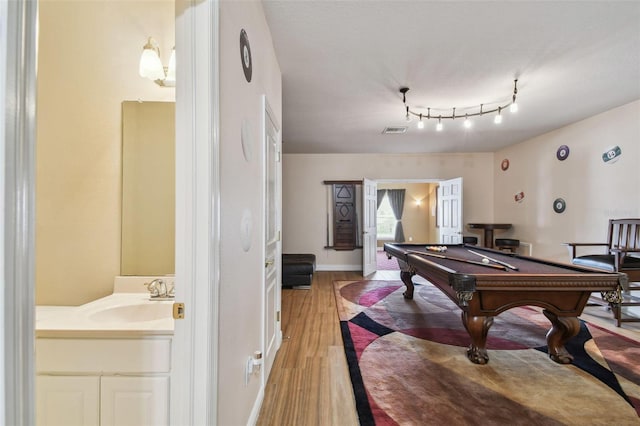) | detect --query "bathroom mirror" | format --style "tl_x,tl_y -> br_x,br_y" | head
121,101 -> 175,275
